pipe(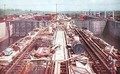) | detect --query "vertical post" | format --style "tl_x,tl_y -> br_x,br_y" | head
15,21 -> 16,37
94,11 -> 97,16
89,9 -> 90,15
19,21 -> 20,37
6,21 -> 10,45
89,20 -> 90,31
99,11 -> 101,17
85,11 -> 87,15
12,21 -> 14,43
104,11 -> 106,18
112,11 -> 115,20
